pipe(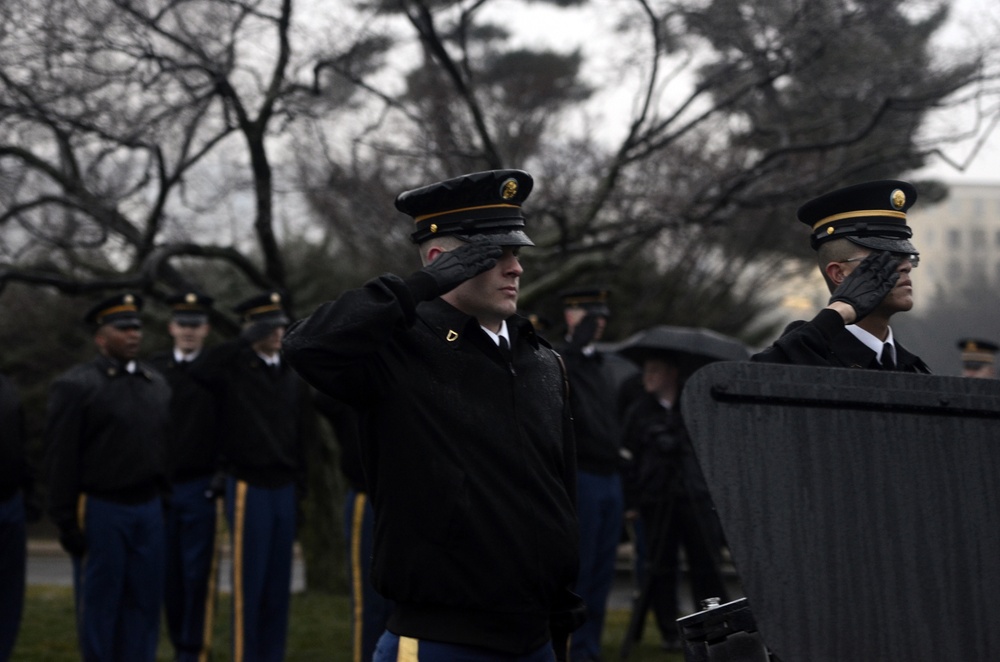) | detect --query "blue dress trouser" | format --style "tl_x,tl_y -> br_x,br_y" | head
72,495 -> 165,662
164,476 -> 221,662
226,478 -> 295,662
345,488 -> 392,662
0,492 -> 26,662
570,471 -> 624,662
374,631 -> 556,662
